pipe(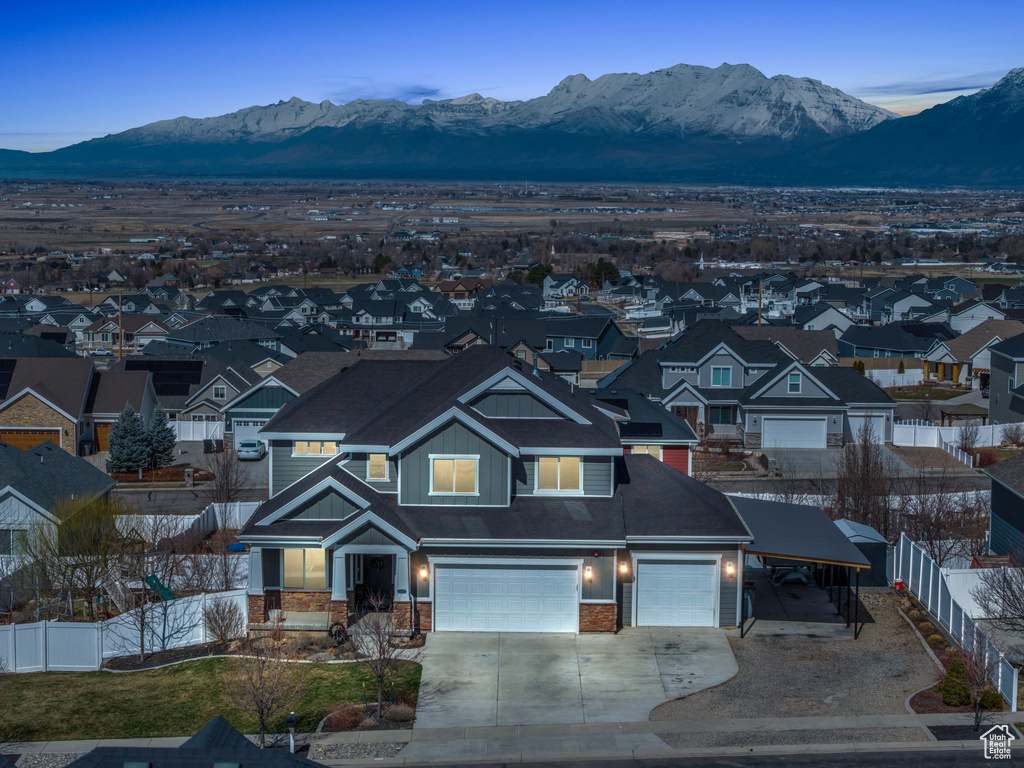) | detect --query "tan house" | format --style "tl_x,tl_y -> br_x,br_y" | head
924,320 -> 1024,387
80,316 -> 170,356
